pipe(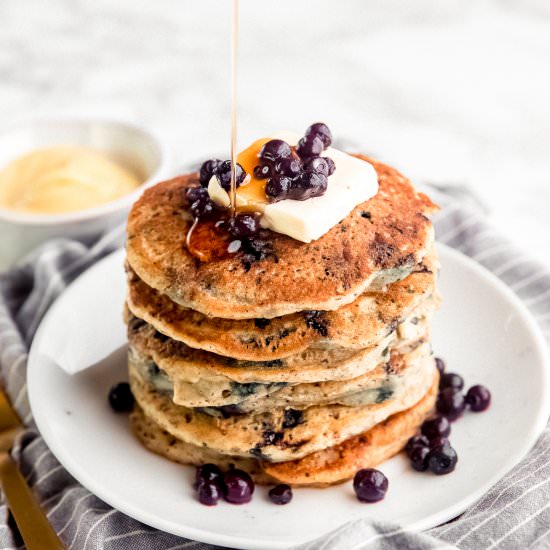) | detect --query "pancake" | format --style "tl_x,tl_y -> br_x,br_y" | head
130,371 -> 438,486
126,156 -> 437,320
127,313 -> 397,385
129,348 -> 436,462
126,249 -> 438,361
131,339 -> 432,412
126,296 -> 434,386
